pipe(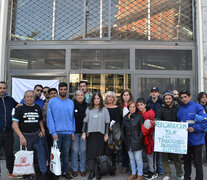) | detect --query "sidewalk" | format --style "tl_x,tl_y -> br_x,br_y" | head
0,160 -> 205,180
